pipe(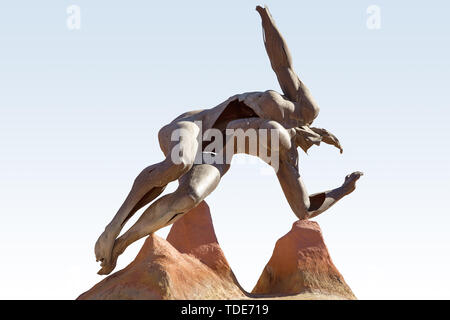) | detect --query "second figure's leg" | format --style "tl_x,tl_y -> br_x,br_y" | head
97,163 -> 226,275
95,121 -> 200,267
276,157 -> 363,220
307,171 -> 364,218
